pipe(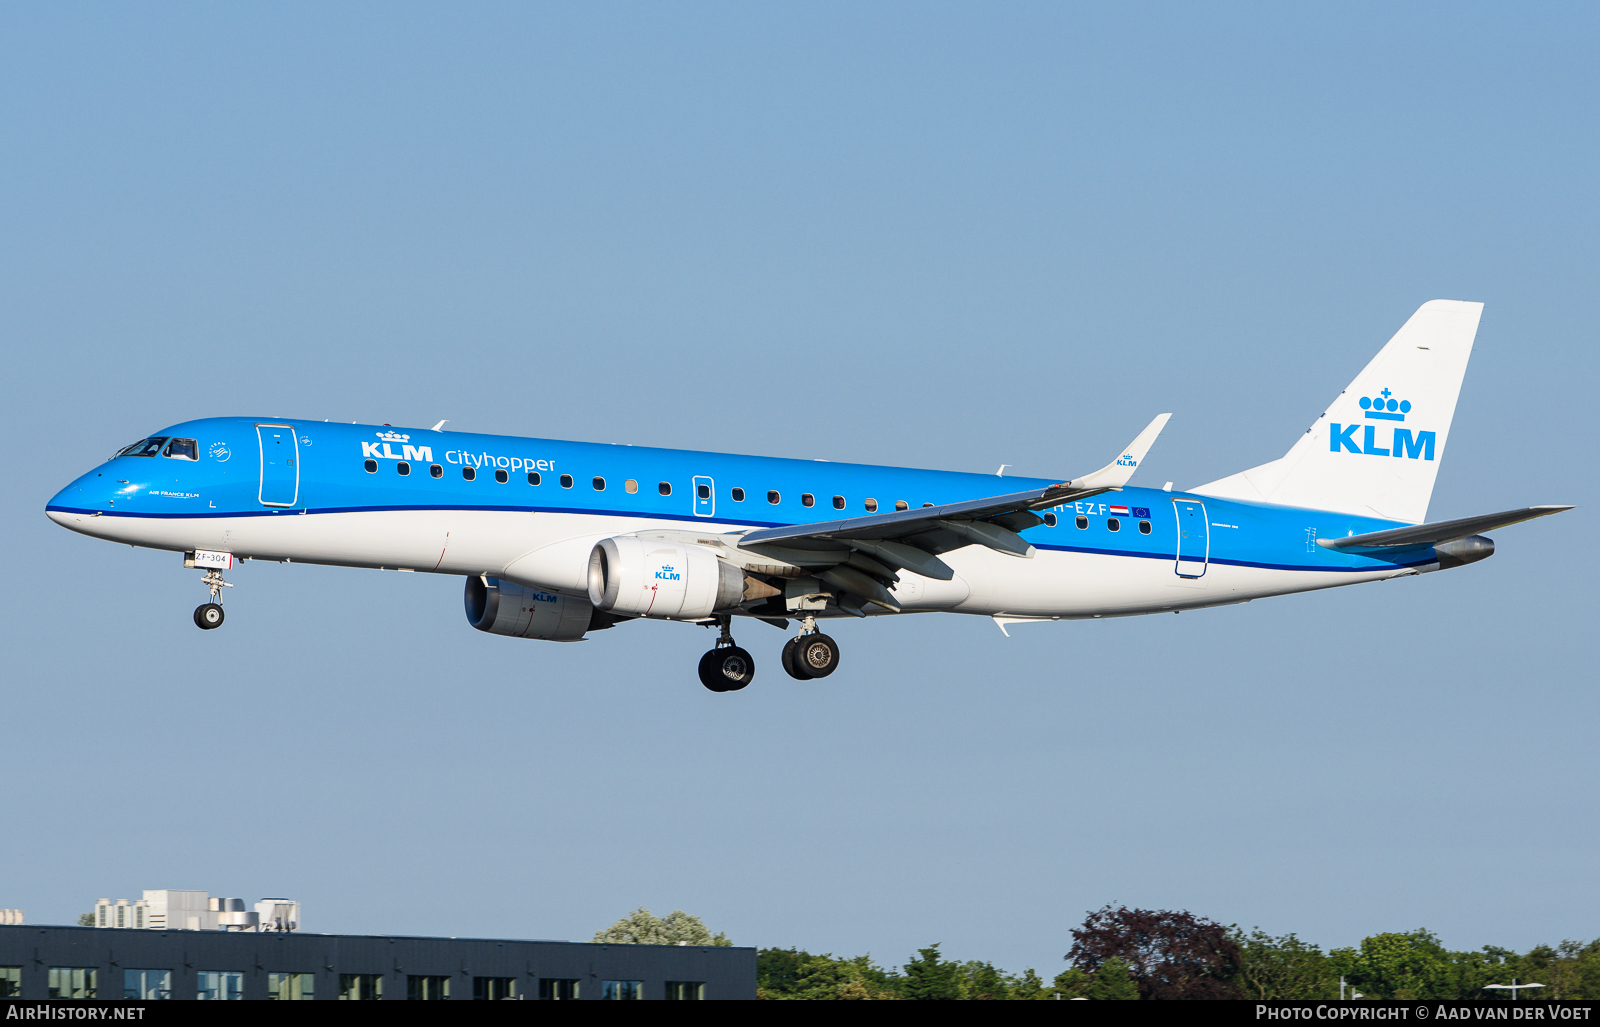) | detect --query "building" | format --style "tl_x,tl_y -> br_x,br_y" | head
0,912 -> 21,926
0,924 -> 753,1000
93,892 -> 299,932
